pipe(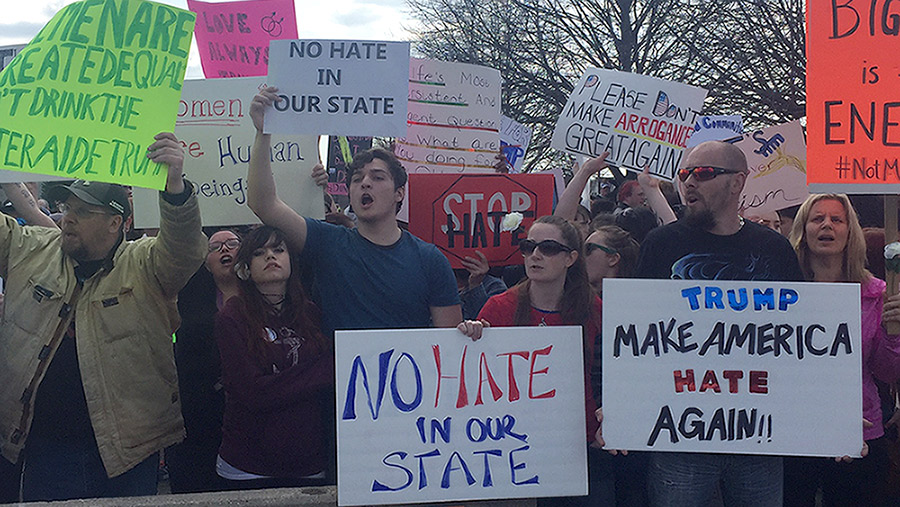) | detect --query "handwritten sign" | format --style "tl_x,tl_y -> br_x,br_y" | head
0,0 -> 194,190
500,115 -> 532,173
326,135 -> 372,209
551,68 -> 707,181
336,327 -> 588,506
733,120 -> 809,215
686,115 -> 743,148
132,77 -> 321,227
395,59 -> 501,175
0,44 -> 25,72
602,279 -> 862,457
407,173 -> 553,269
807,1 -> 900,193
188,0 -> 298,78
265,40 -> 409,136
